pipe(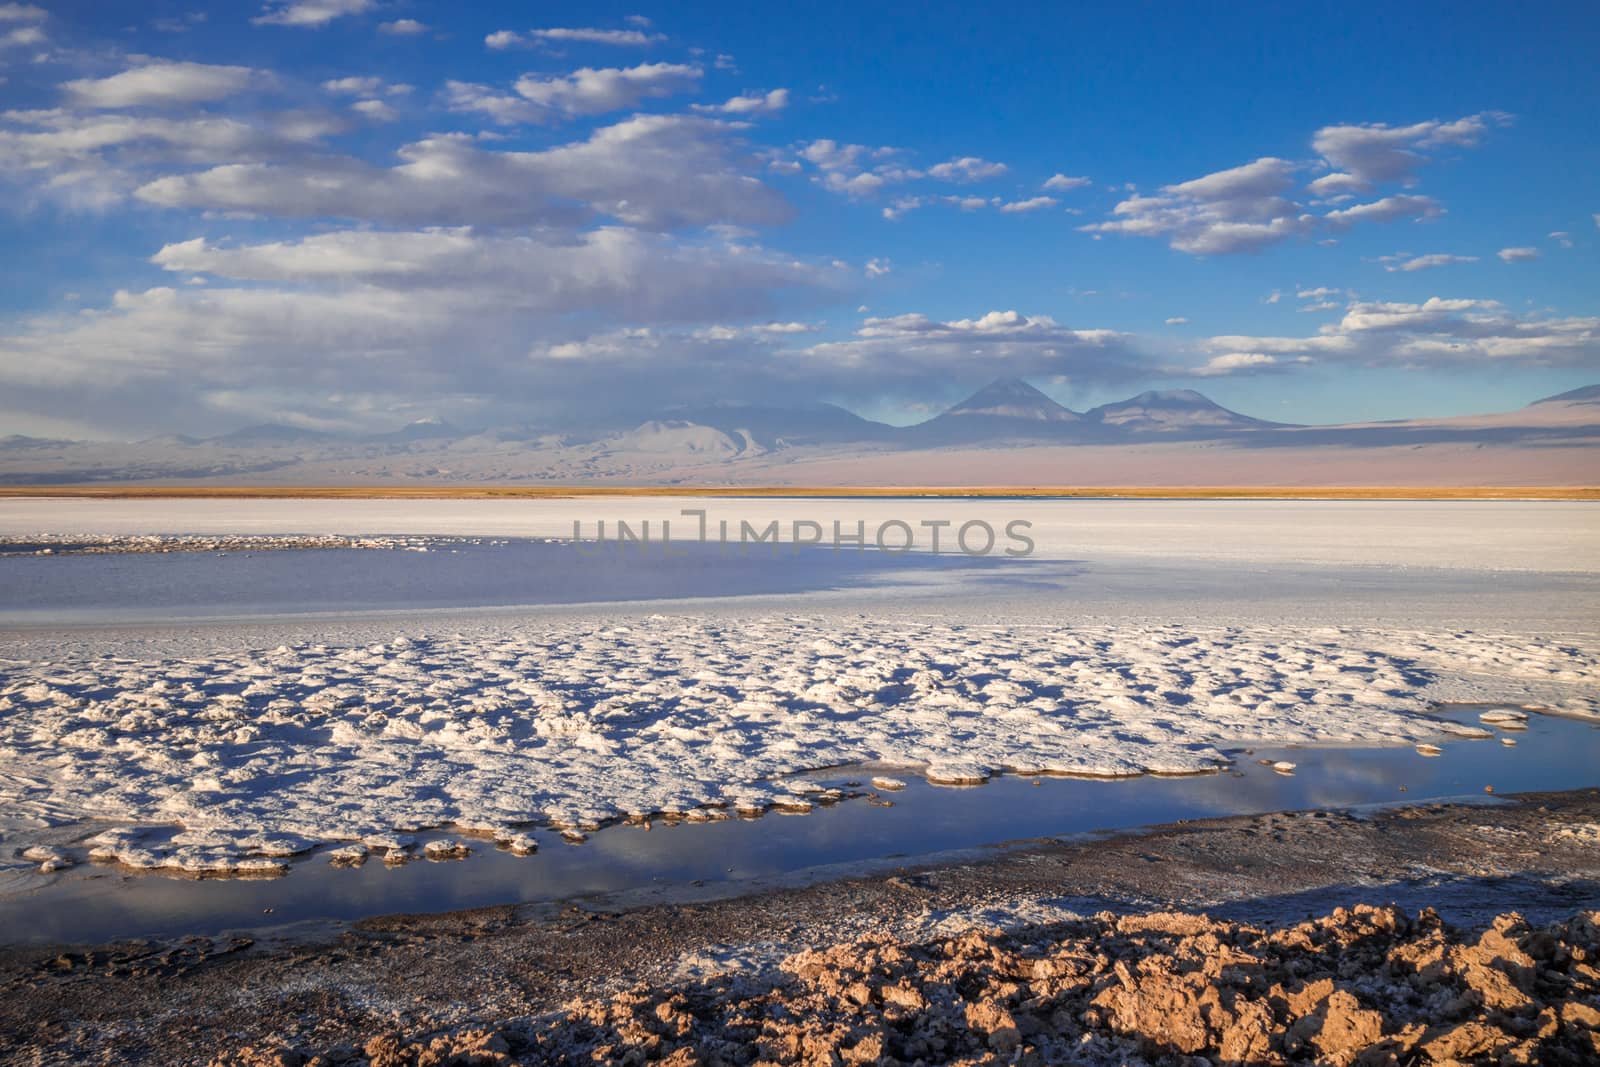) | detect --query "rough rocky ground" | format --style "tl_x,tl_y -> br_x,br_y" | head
2,789 -> 1598,1066
233,905 -> 1600,1066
